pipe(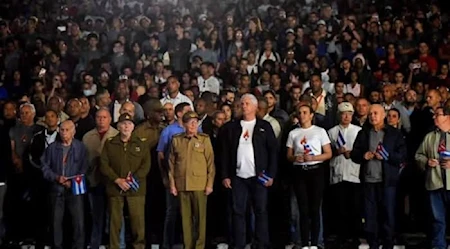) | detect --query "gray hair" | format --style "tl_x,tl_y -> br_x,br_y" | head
240,93 -> 258,106
20,102 -> 36,114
